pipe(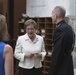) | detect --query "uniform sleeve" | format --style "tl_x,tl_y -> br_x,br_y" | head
14,37 -> 25,61
48,29 -> 66,75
